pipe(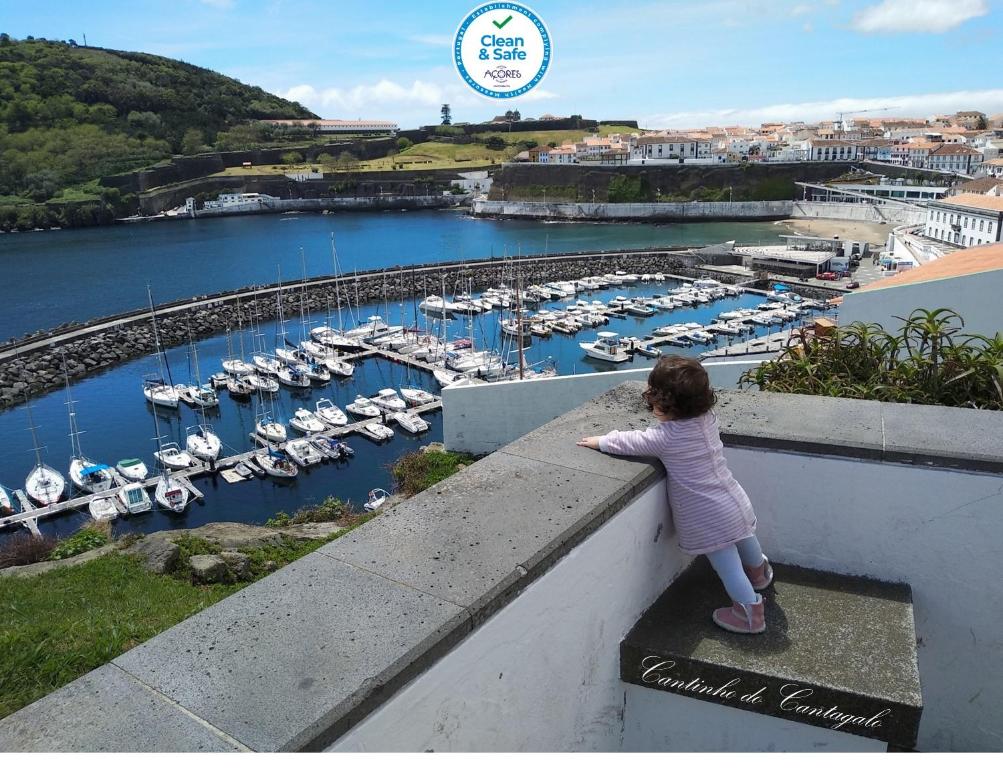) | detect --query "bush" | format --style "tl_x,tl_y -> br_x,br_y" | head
280,151 -> 304,164
0,534 -> 57,569
740,309 -> 1003,410
391,450 -> 475,498
49,526 -> 109,561
265,497 -> 359,528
